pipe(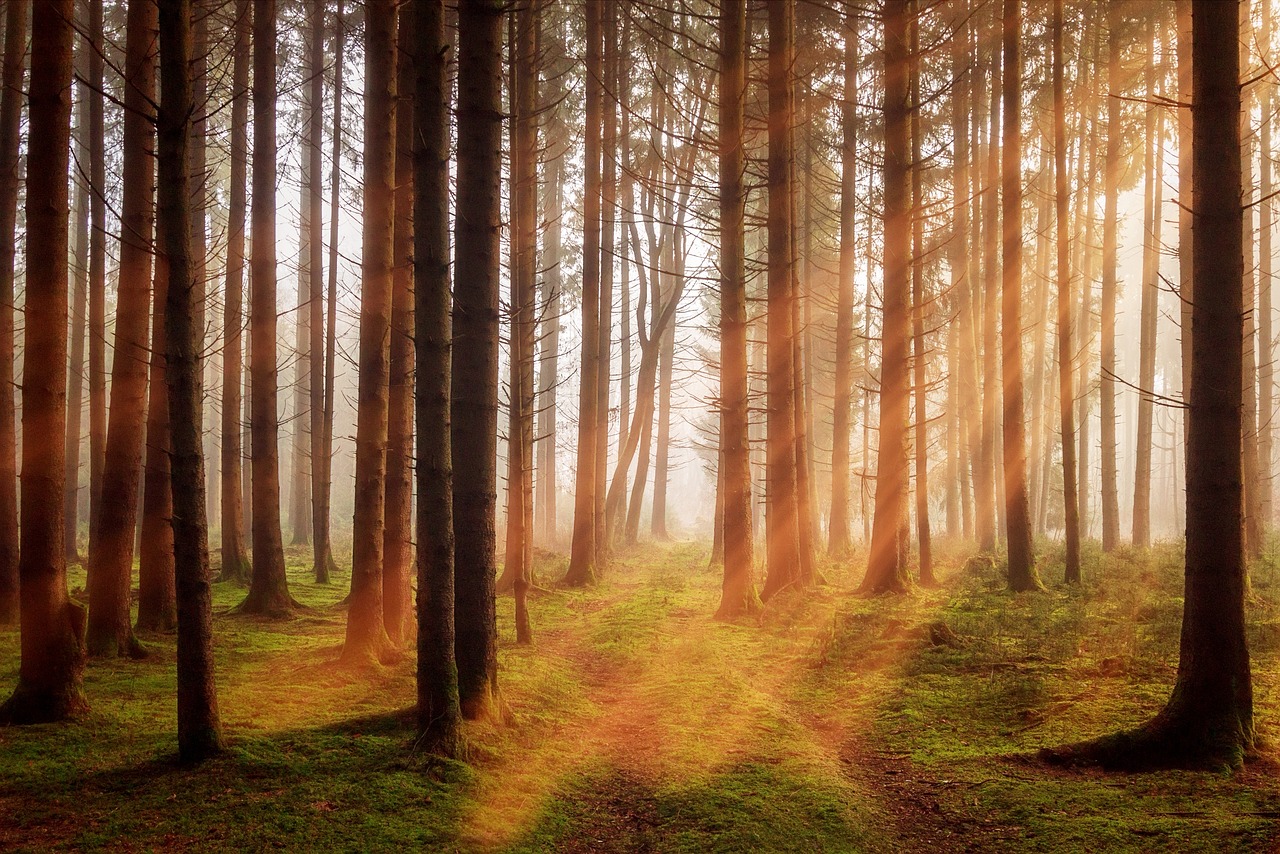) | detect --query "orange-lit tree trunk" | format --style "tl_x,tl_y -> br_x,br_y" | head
716,0 -> 757,619
64,37 -> 89,565
978,6 -> 1002,554
453,0 -> 504,719
239,0 -> 296,616
343,0 -> 397,665
1241,8 -> 1263,560
564,0 -> 602,586
596,0 -> 616,563
0,0 -> 24,624
909,0 -> 933,586
1133,19 -> 1161,550
86,0 -> 154,657
1001,0 -> 1040,592
307,0 -> 332,582
384,2 -> 415,646
1053,0 -> 1080,584
157,0 -> 224,762
87,0 -> 106,540
219,0 -> 250,584
0,0 -> 88,723
1099,0 -> 1122,553
862,0 -> 911,594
